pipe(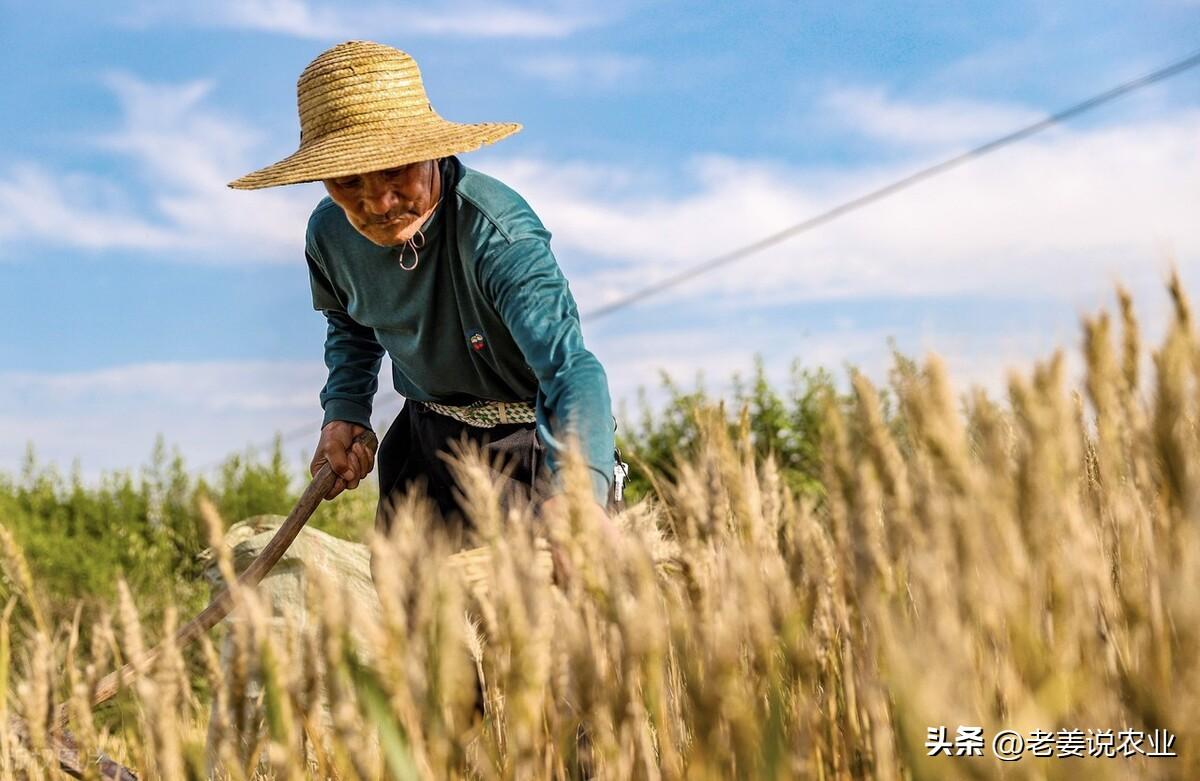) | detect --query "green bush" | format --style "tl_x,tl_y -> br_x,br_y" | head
618,356 -> 848,502
0,436 -> 376,631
